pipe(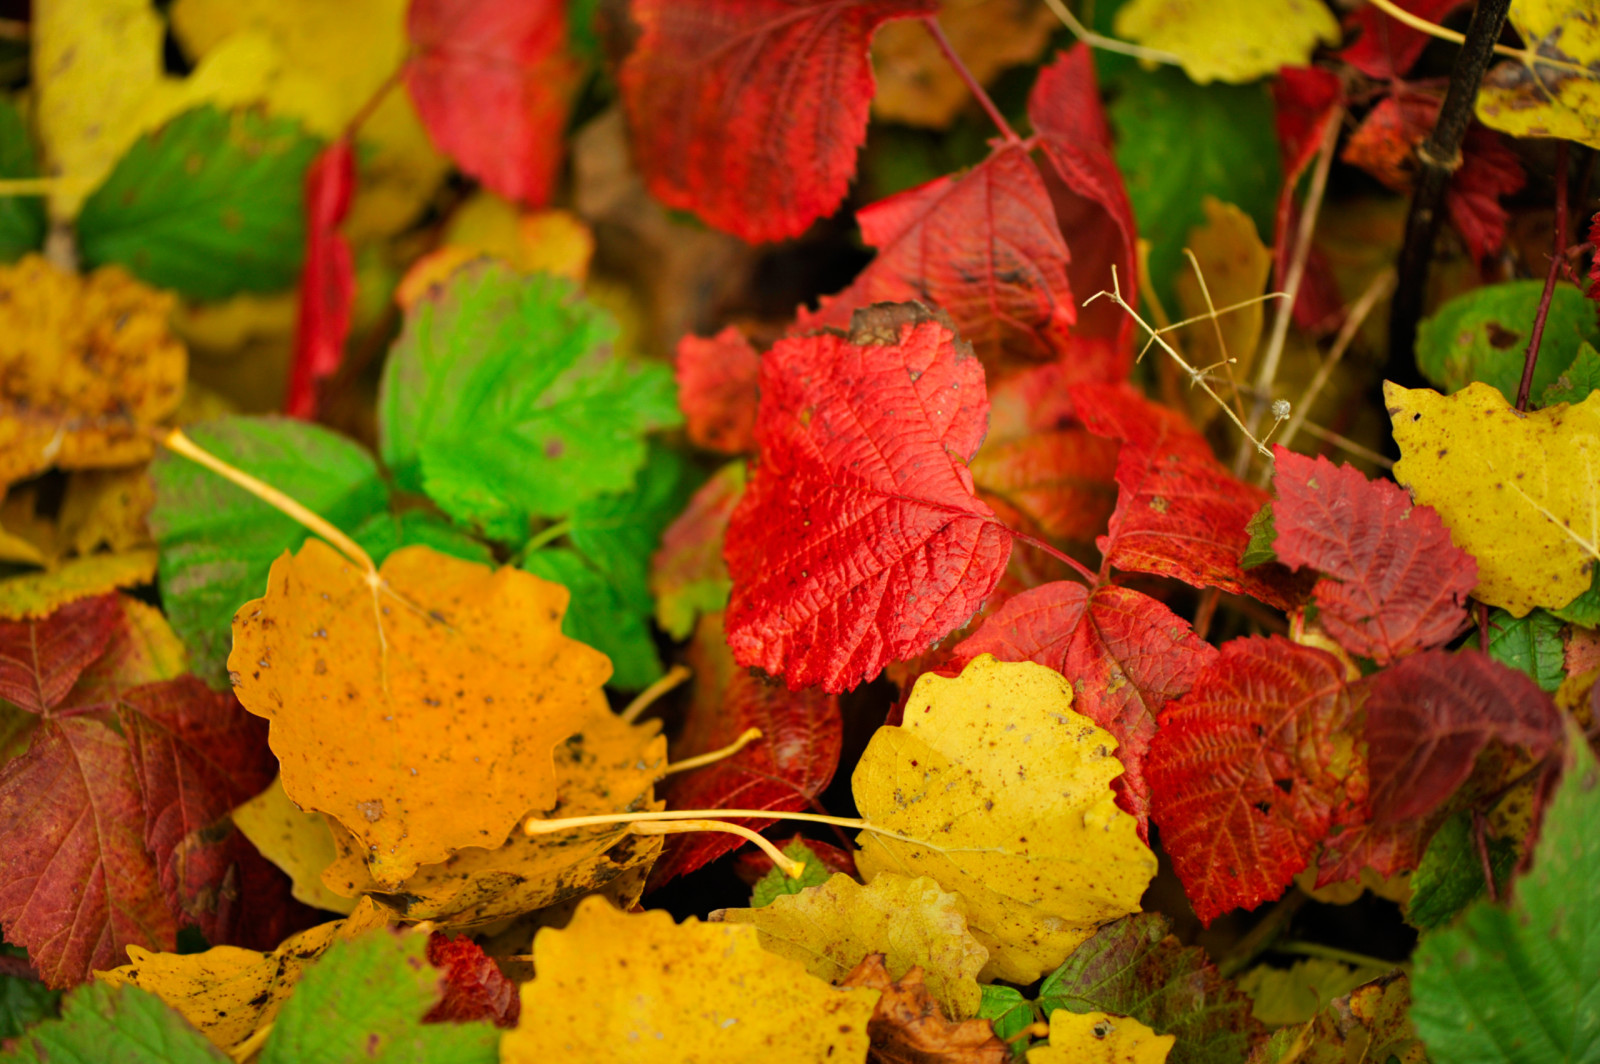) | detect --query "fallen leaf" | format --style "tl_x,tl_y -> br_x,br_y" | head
1267,970 -> 1426,1064
1338,0 -> 1467,79
424,933 -> 520,1029
230,540 -> 613,887
725,303 -> 1011,692
619,0 -> 937,242
285,138 -> 355,420
1148,635 -> 1363,923
396,200 -> 595,303
1414,281 -> 1599,403
745,840 -> 849,906
1112,0 -> 1338,85
230,776 -> 358,915
968,429 -> 1120,544
1173,198 -> 1272,393
675,326 -> 761,455
1386,381 -> 1600,616
651,460 -> 744,640
1268,447 -> 1476,663
501,896 -> 880,1063
0,593 -> 122,713
715,872 -> 988,1019
0,256 -> 185,486
840,953 -> 1009,1064
1238,958 -> 1392,1028
854,655 -> 1157,983
1404,810 -> 1516,931
1476,0 -> 1600,150
1026,1009 -> 1174,1064
4,981 -> 229,1064
871,0 -> 1055,128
